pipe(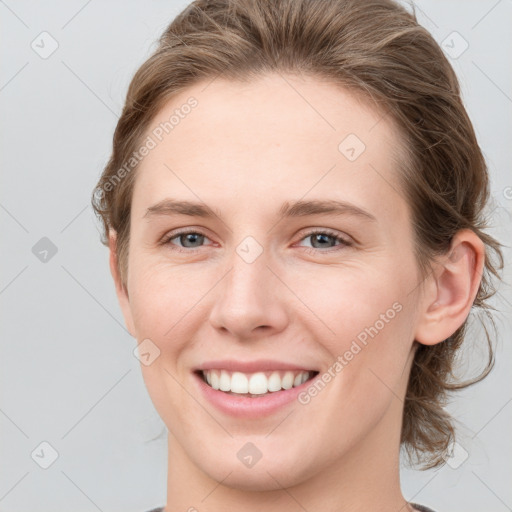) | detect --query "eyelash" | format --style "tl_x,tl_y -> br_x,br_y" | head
159,228 -> 352,254
300,229 -> 353,254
